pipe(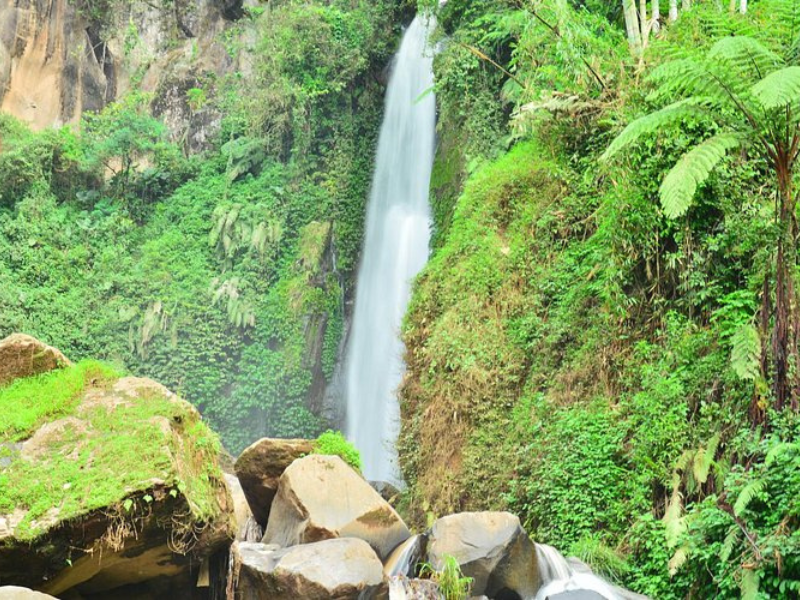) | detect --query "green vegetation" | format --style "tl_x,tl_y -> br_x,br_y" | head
0,364 -> 226,540
312,429 -> 363,471
0,360 -> 120,441
419,555 -> 473,600
399,0 -> 800,597
0,1 -> 408,454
